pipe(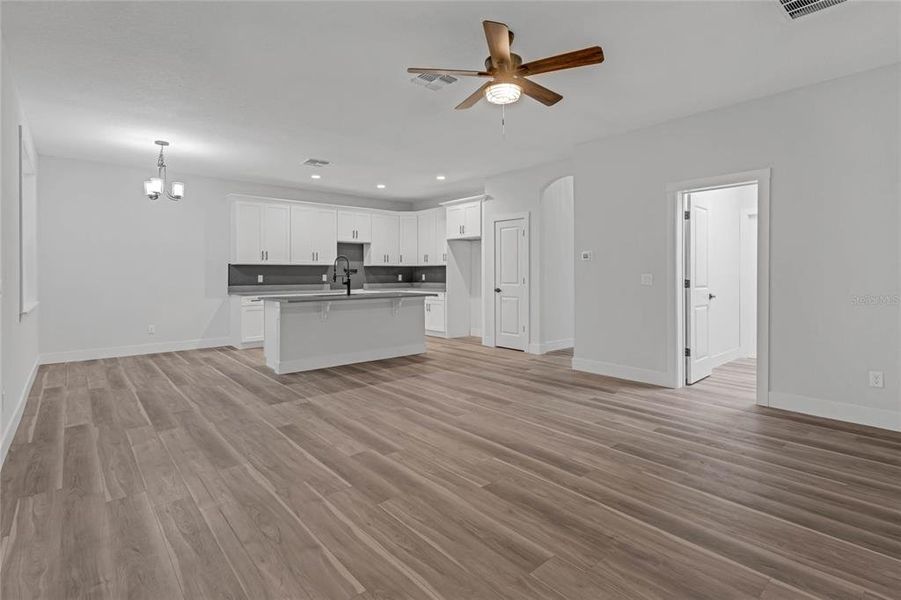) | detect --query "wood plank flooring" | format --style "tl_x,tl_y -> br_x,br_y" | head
2,338 -> 900,599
